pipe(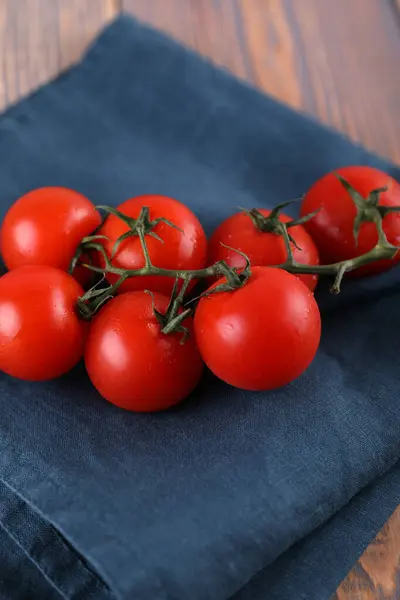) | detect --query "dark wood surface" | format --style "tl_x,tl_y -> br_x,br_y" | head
1,2 -> 399,598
